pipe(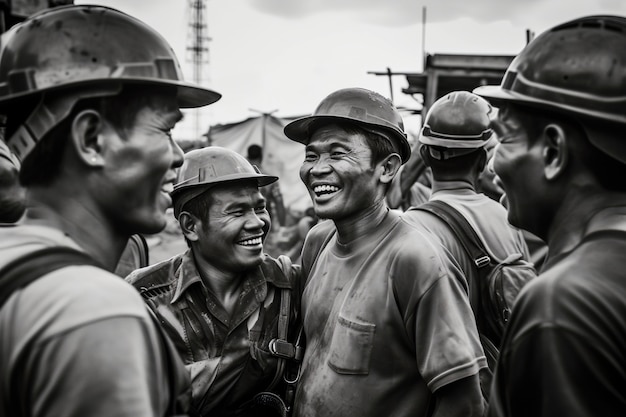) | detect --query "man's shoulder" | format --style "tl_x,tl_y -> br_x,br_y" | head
2,264 -> 152,343
260,253 -> 300,289
303,220 -> 335,249
125,253 -> 183,292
